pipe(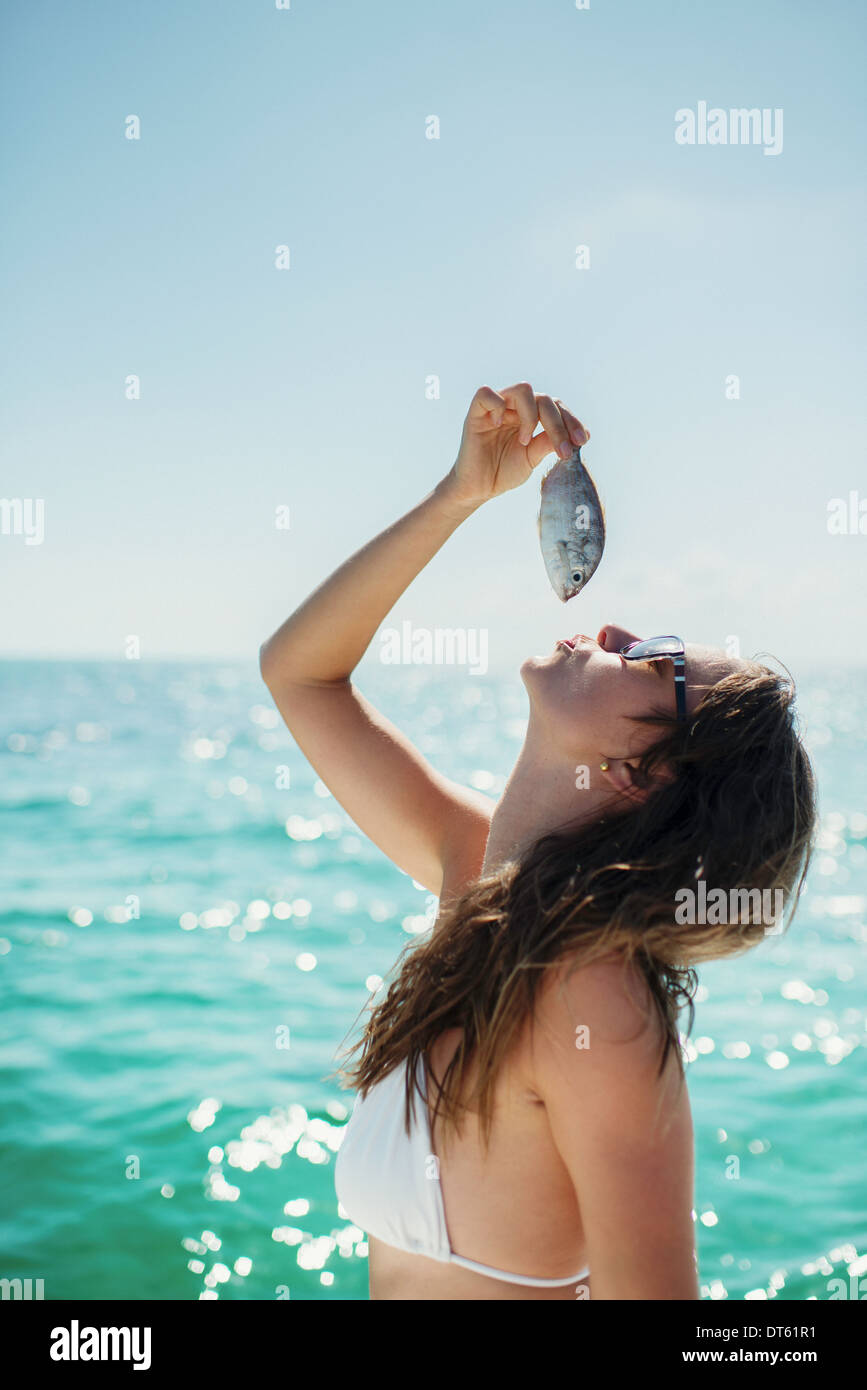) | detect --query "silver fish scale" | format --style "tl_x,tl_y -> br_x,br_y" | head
537,447 -> 606,602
